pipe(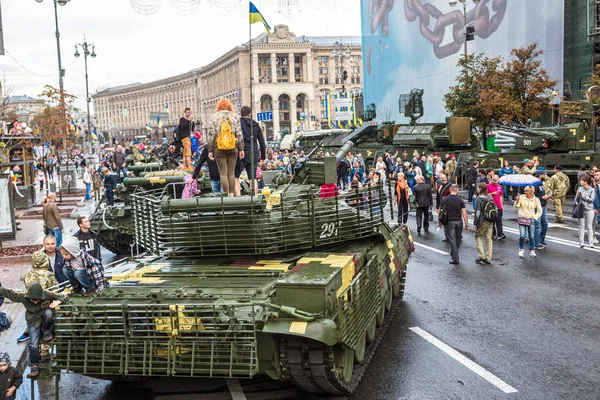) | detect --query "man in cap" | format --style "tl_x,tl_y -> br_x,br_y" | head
0,283 -> 65,378
444,154 -> 457,180
547,165 -> 570,223
533,168 -> 551,248
520,159 -> 537,176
